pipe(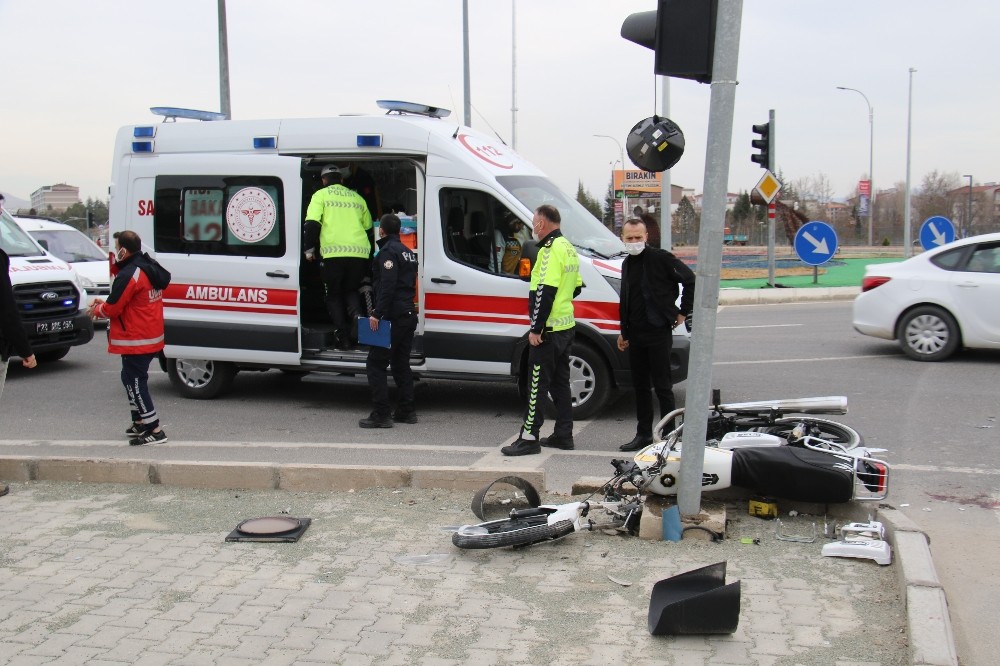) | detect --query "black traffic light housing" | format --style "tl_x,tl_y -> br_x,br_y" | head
751,122 -> 771,169
621,0 -> 718,83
